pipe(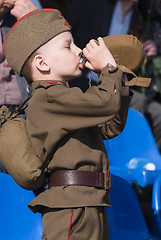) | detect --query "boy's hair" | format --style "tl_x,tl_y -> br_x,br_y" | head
21,51 -> 38,84
3,8 -> 71,76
